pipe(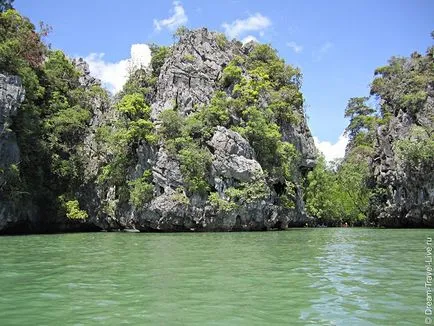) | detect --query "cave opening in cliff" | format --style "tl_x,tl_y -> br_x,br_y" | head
273,220 -> 285,230
233,215 -> 242,231
273,182 -> 286,196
